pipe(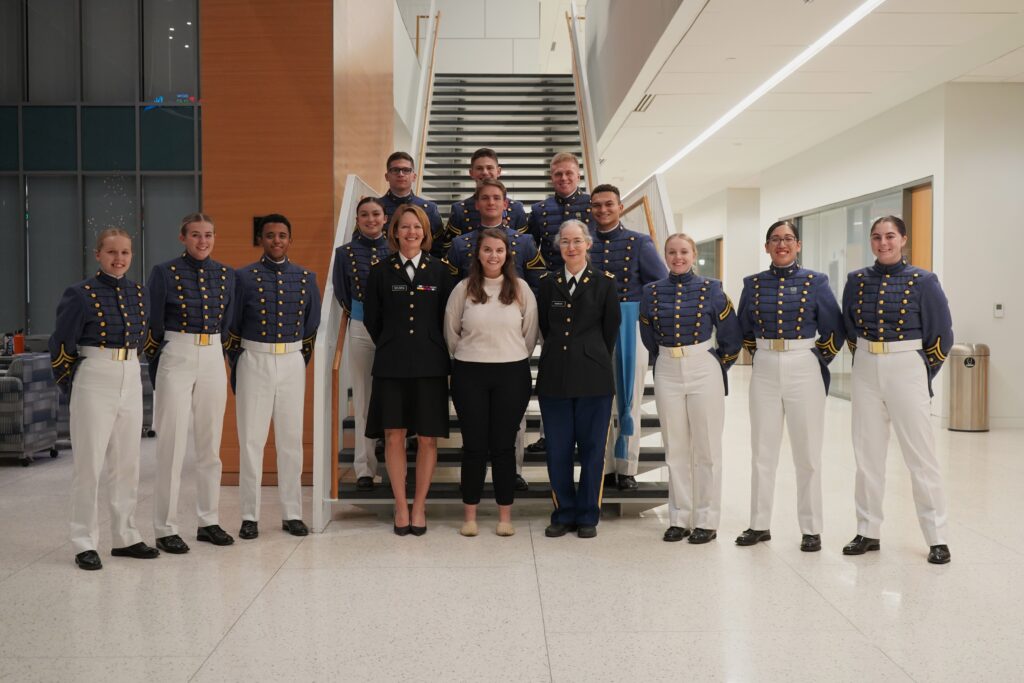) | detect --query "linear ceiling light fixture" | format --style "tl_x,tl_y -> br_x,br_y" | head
631,0 -> 888,192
